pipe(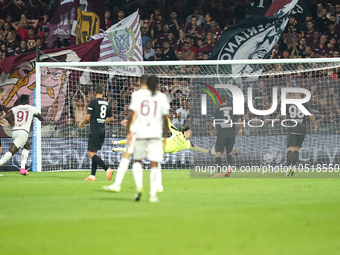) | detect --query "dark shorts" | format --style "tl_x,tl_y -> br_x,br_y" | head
88,131 -> 105,152
286,132 -> 305,148
215,137 -> 235,153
